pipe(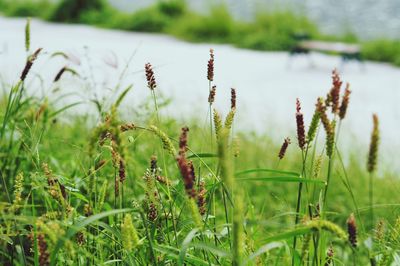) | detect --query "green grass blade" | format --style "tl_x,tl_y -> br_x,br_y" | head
48,101 -> 84,118
190,243 -> 231,258
178,228 -> 199,266
115,84 -> 133,107
263,227 -> 312,243
236,176 -> 326,184
235,168 -> 300,177
187,153 -> 217,159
